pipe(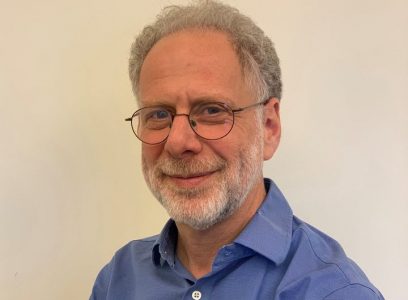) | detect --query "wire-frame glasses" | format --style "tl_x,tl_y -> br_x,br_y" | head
125,99 -> 269,145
